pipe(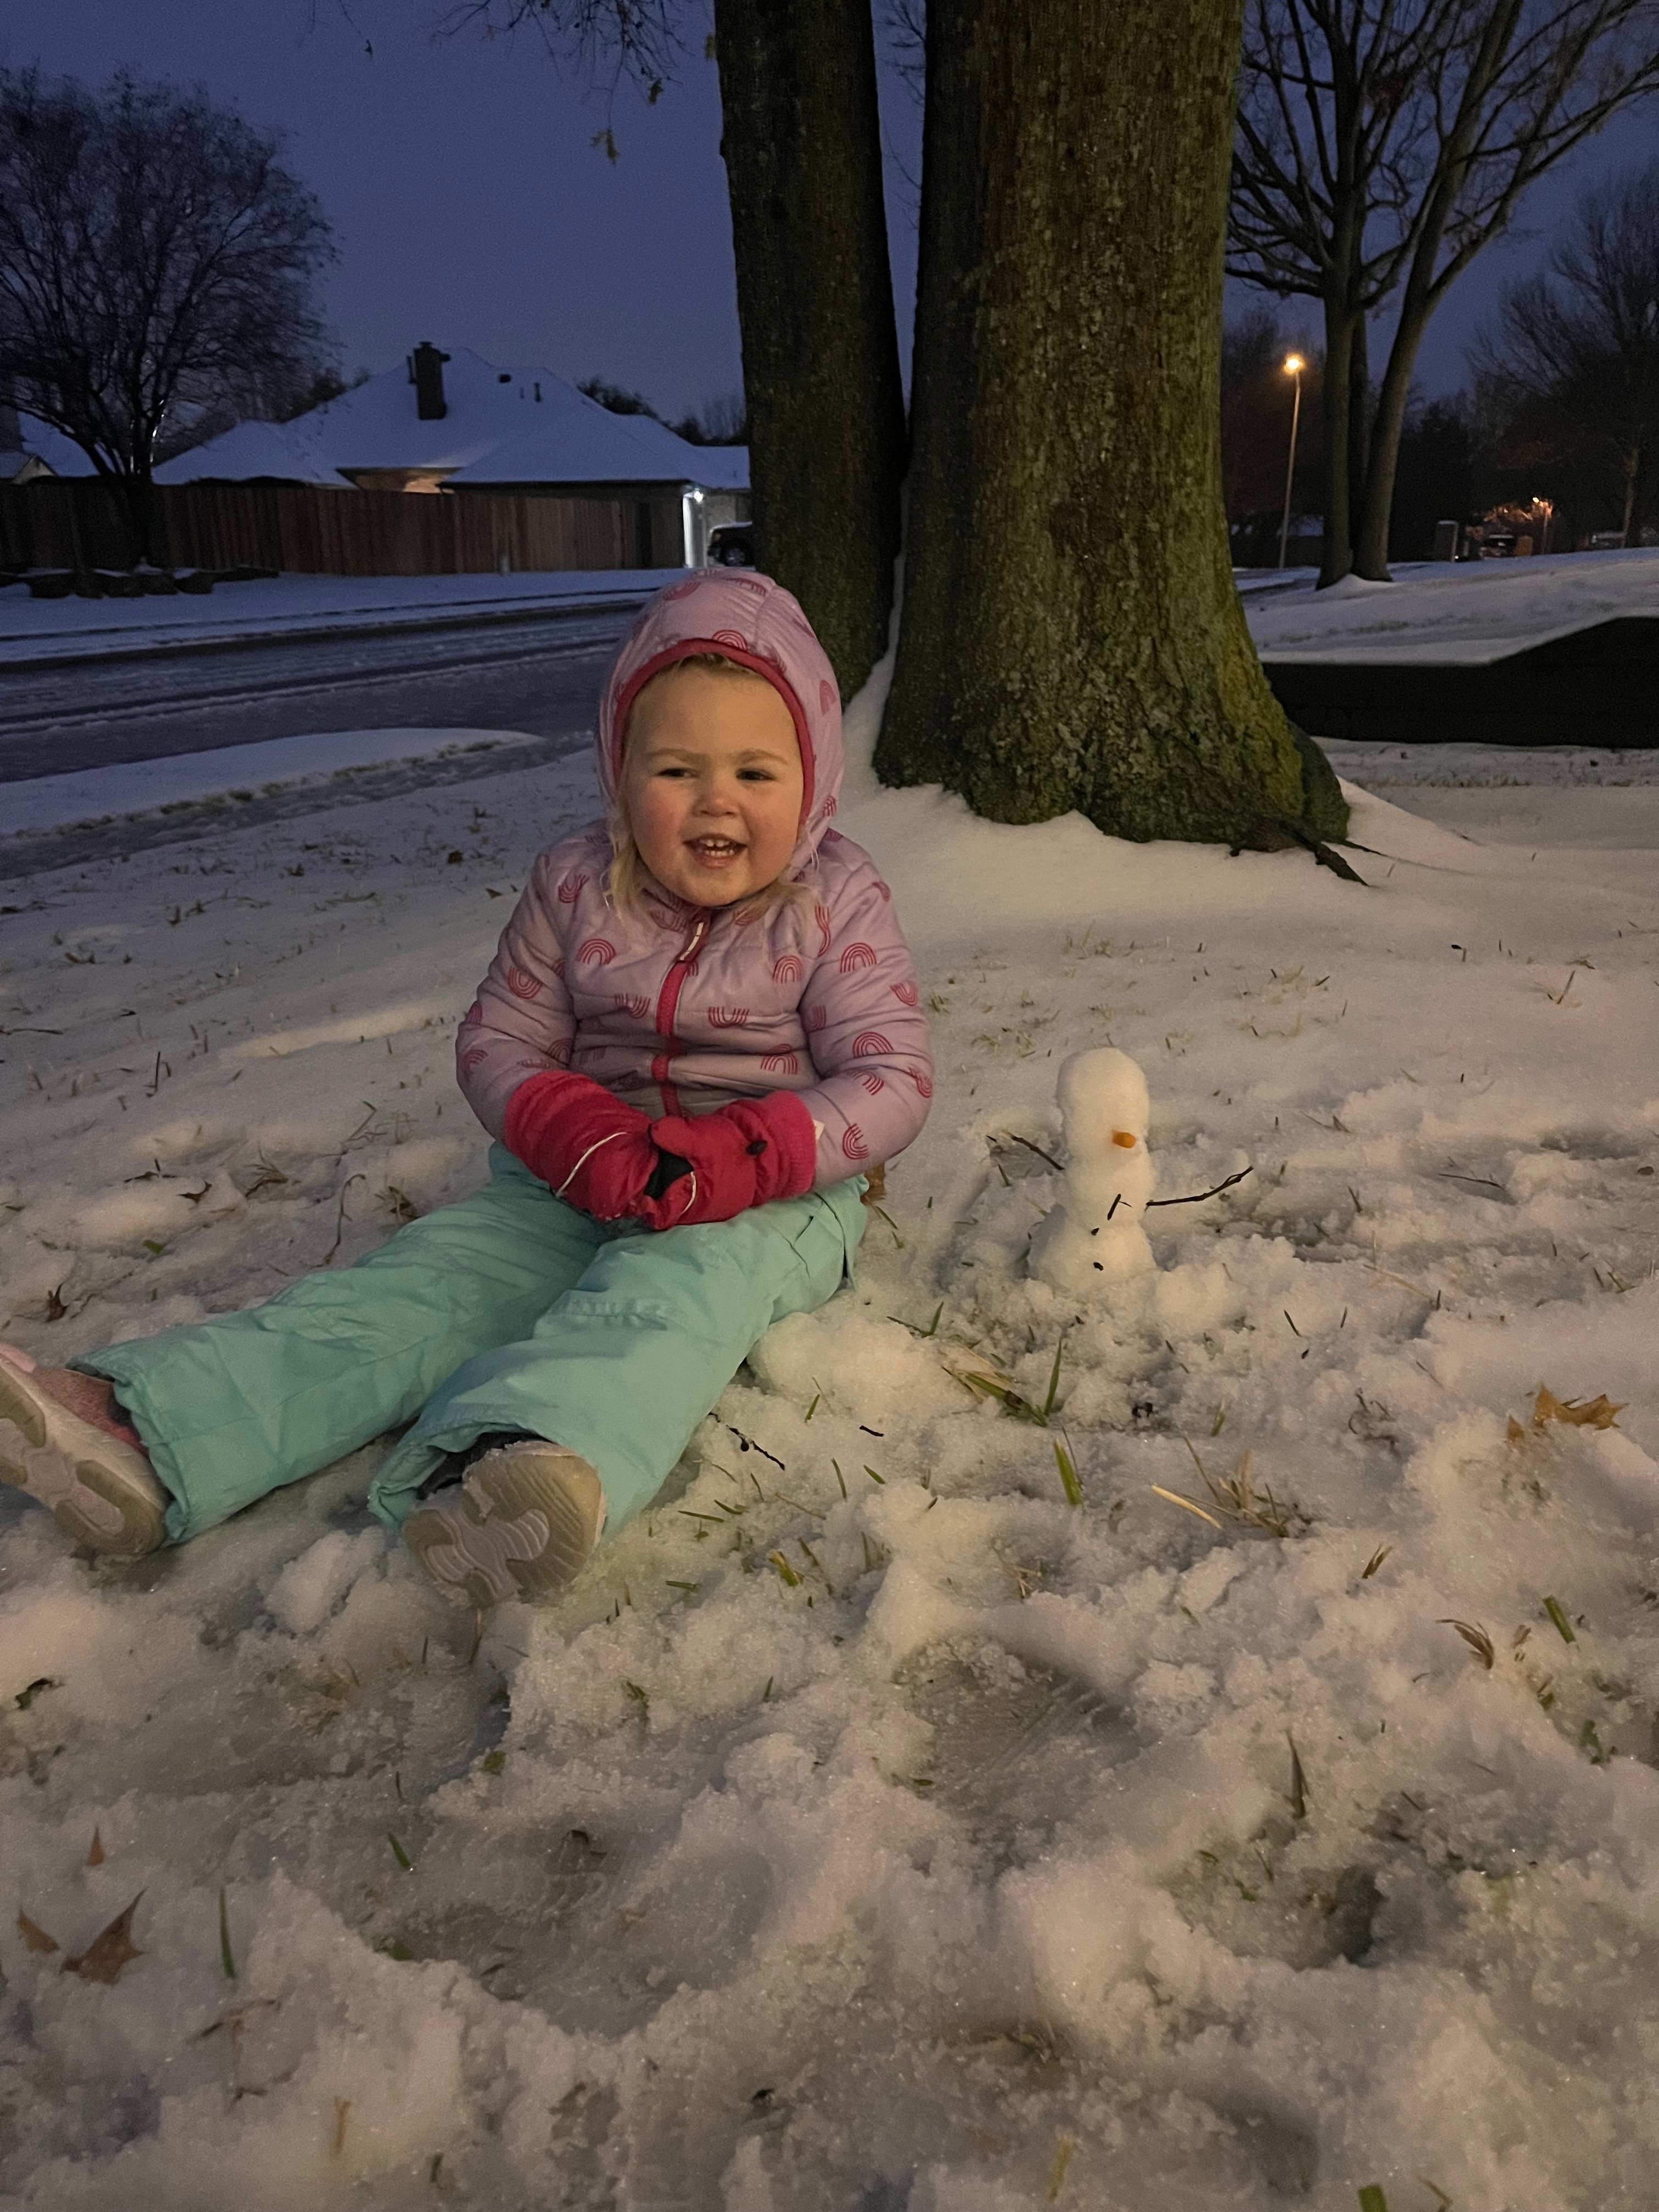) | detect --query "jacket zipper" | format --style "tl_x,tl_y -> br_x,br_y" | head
651,908 -> 711,1115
